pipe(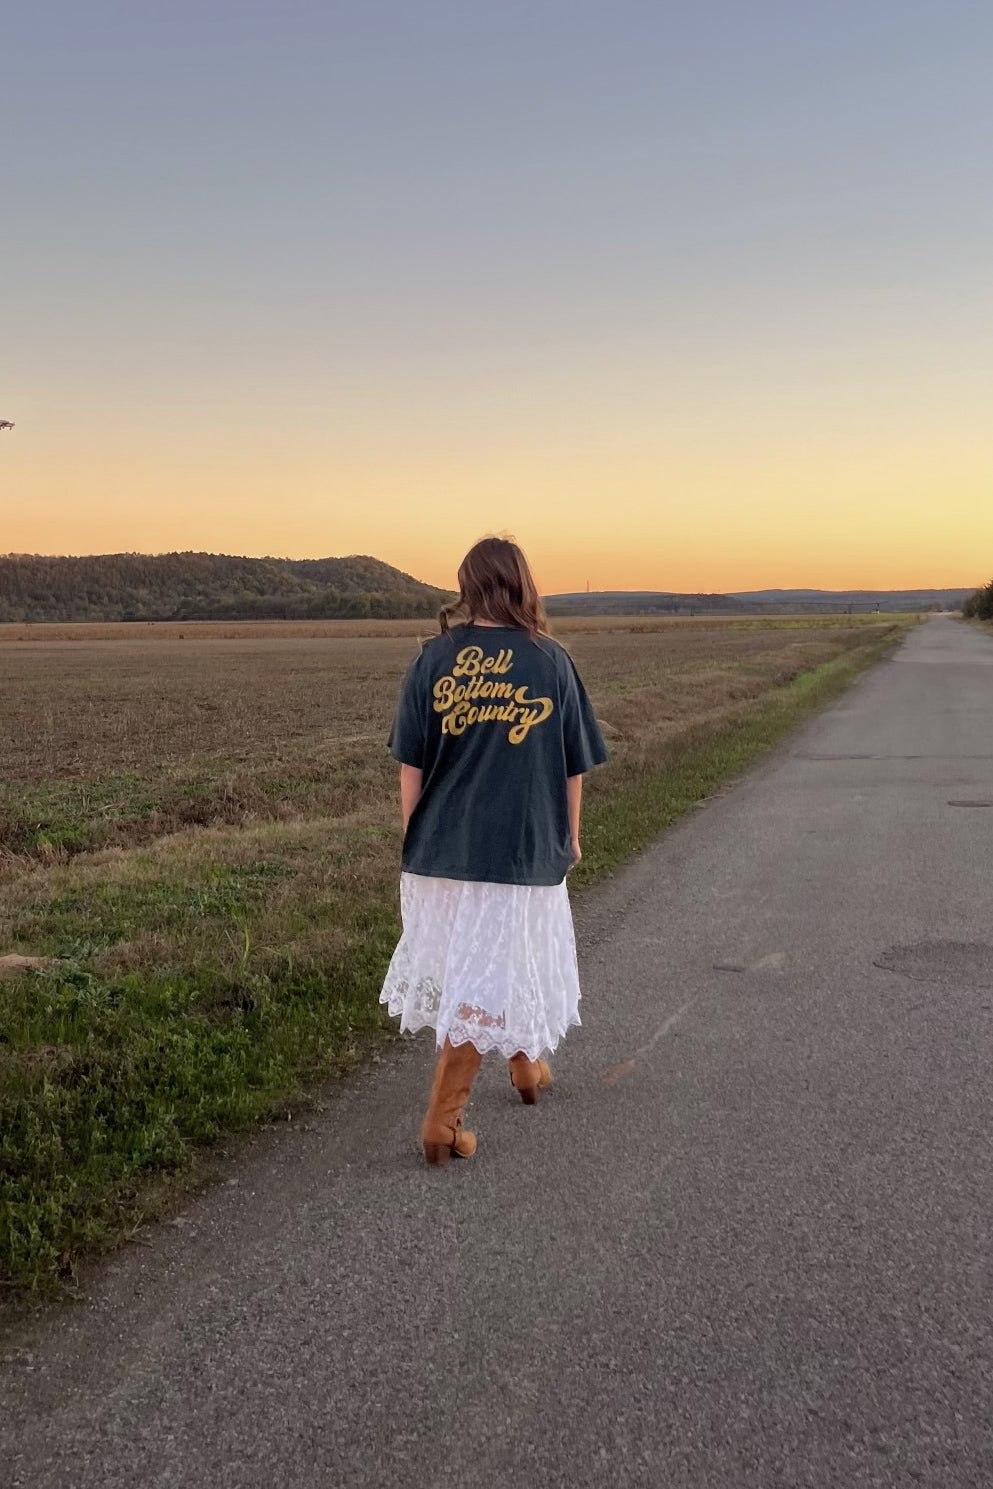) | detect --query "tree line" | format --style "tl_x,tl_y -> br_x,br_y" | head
962,580 -> 993,622
0,551 -> 448,623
